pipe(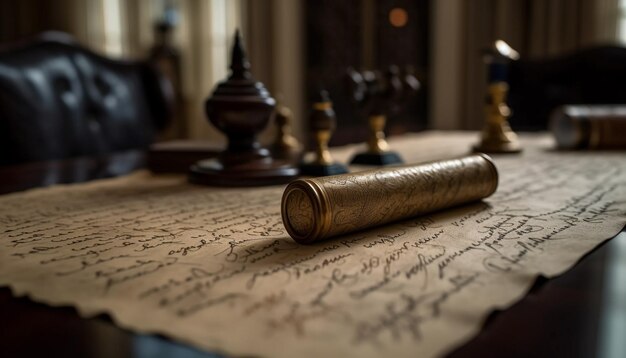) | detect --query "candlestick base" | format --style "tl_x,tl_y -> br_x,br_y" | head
299,162 -> 349,177
190,158 -> 298,186
350,151 -> 403,166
